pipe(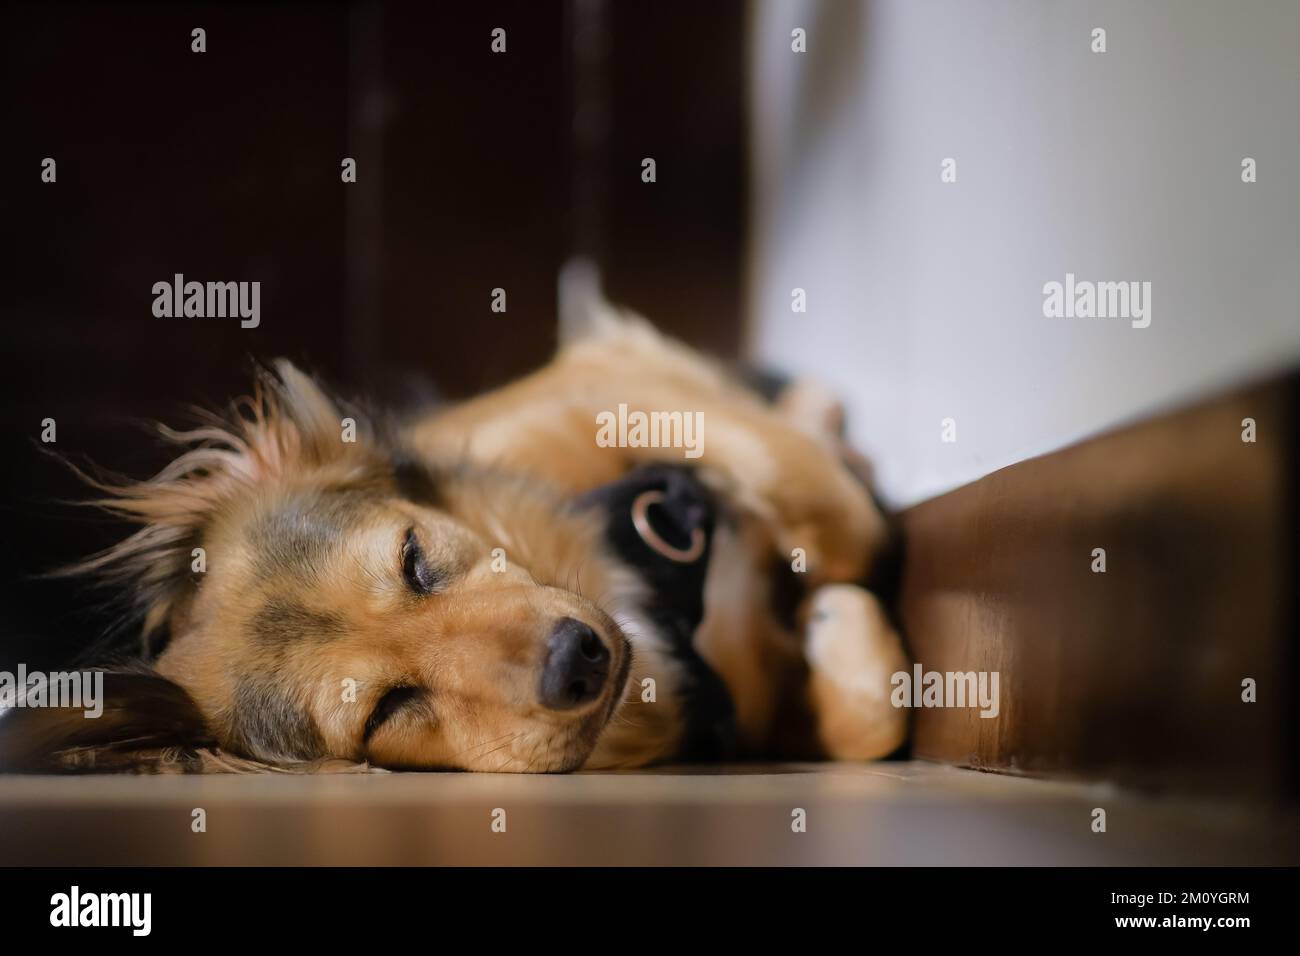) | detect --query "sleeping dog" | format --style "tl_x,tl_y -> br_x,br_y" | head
1,309 -> 909,772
